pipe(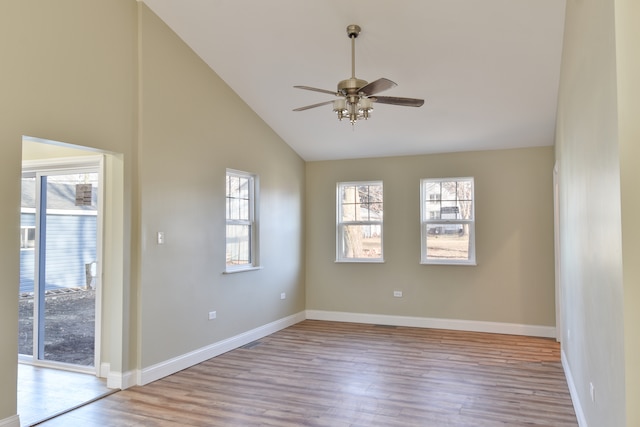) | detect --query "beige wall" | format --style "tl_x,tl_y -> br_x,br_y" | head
615,0 -> 640,425
0,1 -> 305,424
137,6 -> 305,367
0,1 -> 138,421
306,147 -> 556,327
555,0 -> 638,424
